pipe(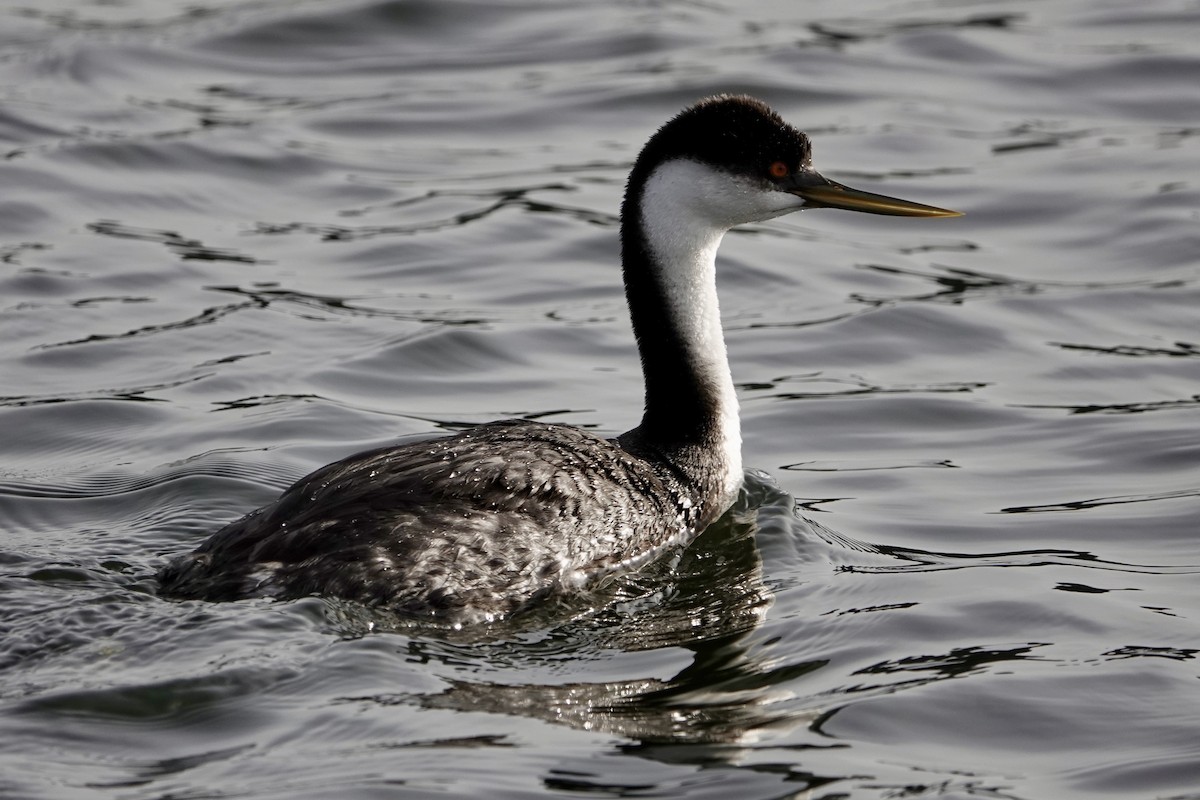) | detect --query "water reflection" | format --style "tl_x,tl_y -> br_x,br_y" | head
333,474 -> 803,745
327,466 -> 1200,772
